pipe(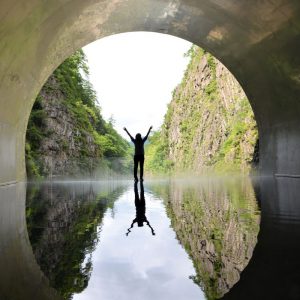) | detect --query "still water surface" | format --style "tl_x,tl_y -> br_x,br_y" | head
26,177 -> 260,300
